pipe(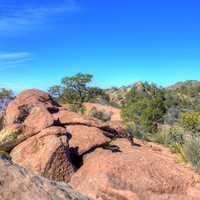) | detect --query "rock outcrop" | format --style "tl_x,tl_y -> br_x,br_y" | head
1,89 -> 112,182
0,157 -> 90,200
1,89 -> 200,200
